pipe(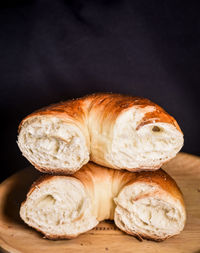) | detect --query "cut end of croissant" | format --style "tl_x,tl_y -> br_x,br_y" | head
104,107 -> 184,171
20,176 -> 98,239
18,116 -> 90,174
114,182 -> 186,240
